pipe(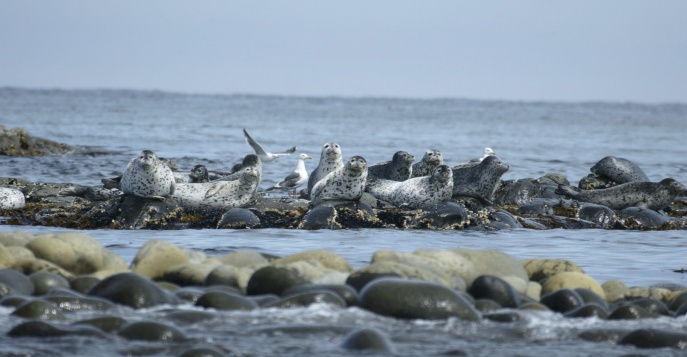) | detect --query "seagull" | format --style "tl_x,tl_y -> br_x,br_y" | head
469,147 -> 496,163
266,153 -> 312,197
243,128 -> 297,163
